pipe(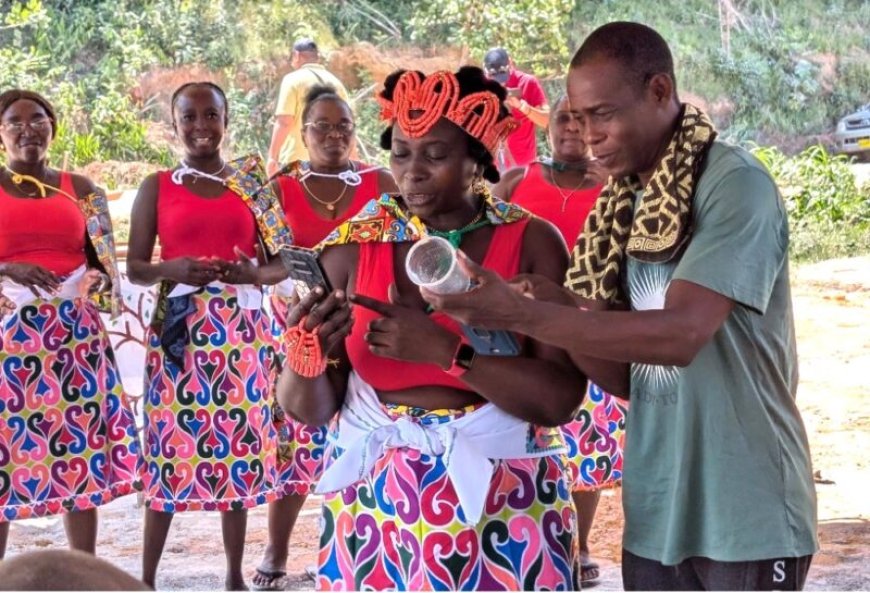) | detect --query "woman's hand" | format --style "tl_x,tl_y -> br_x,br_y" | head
212,246 -> 261,285
351,284 -> 459,369
160,257 -> 223,286
77,269 -> 108,298
0,263 -> 60,297
288,285 -> 353,356
0,291 -> 16,319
